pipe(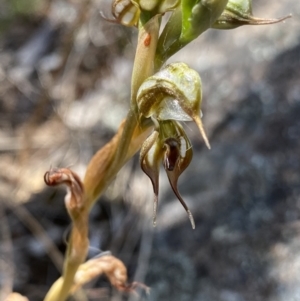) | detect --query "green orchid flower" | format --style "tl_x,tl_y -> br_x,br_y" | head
140,119 -> 195,228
